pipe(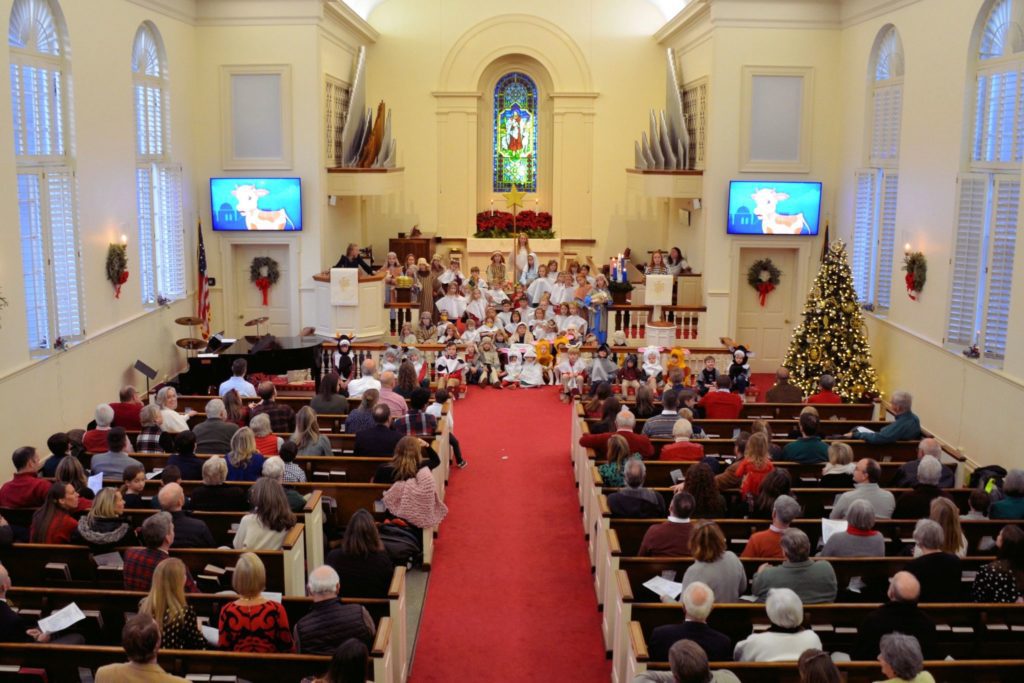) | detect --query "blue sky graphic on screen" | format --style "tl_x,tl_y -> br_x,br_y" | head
727,180 -> 821,235
210,178 -> 302,231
